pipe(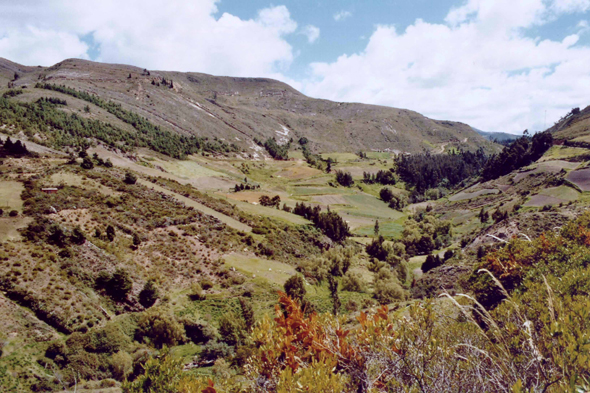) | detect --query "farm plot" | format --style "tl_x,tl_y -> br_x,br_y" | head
449,188 -> 499,202
539,186 -> 580,201
312,194 -> 349,205
274,165 -> 322,180
223,253 -> 296,285
137,179 -> 252,232
0,180 -> 24,212
567,168 -> 590,191
524,194 -> 569,207
49,173 -> 119,196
